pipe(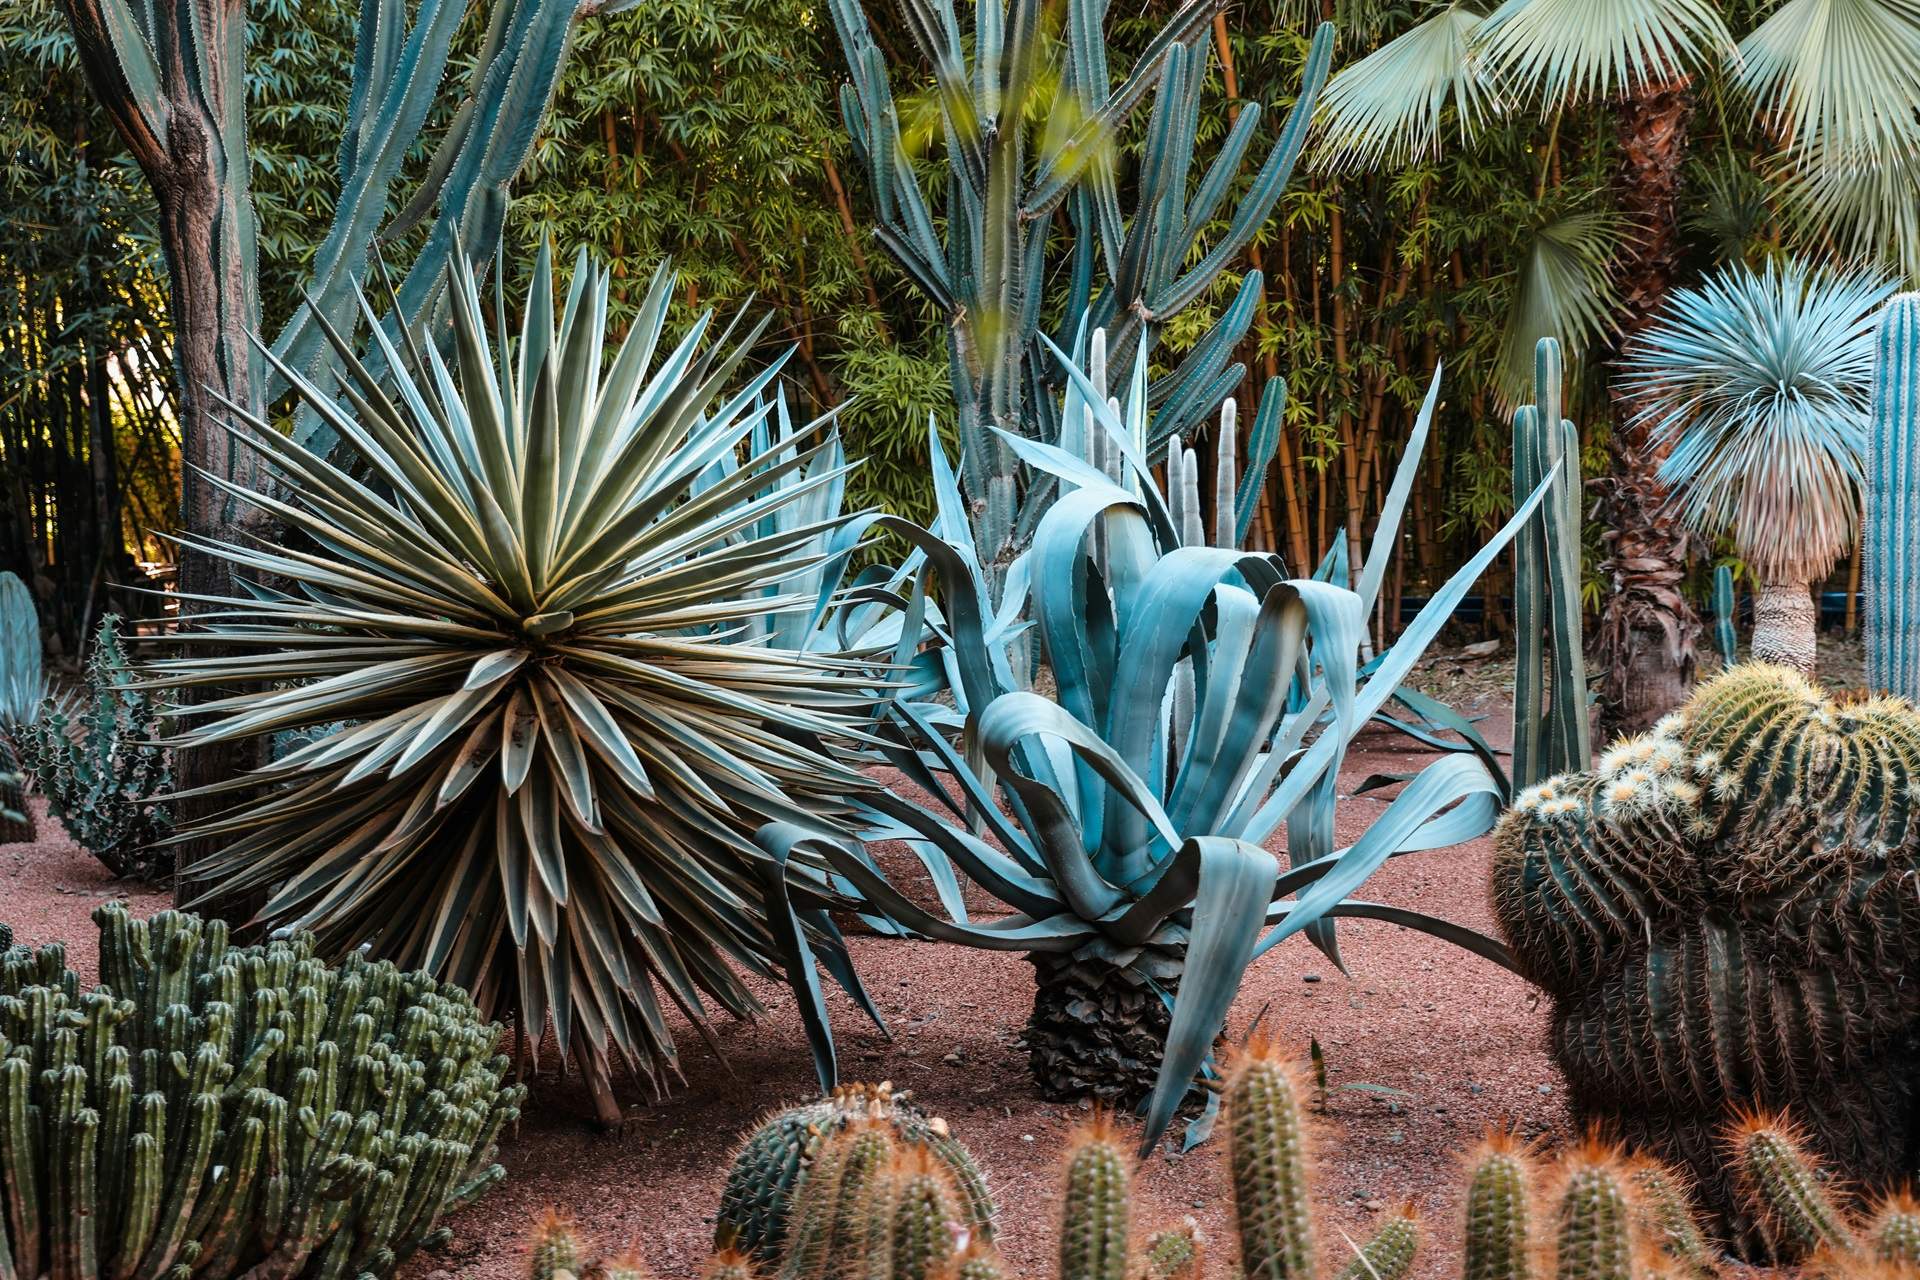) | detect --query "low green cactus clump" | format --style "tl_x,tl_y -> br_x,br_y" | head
0,904 -> 523,1279
1493,663 -> 1920,1251
712,1082 -> 993,1267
